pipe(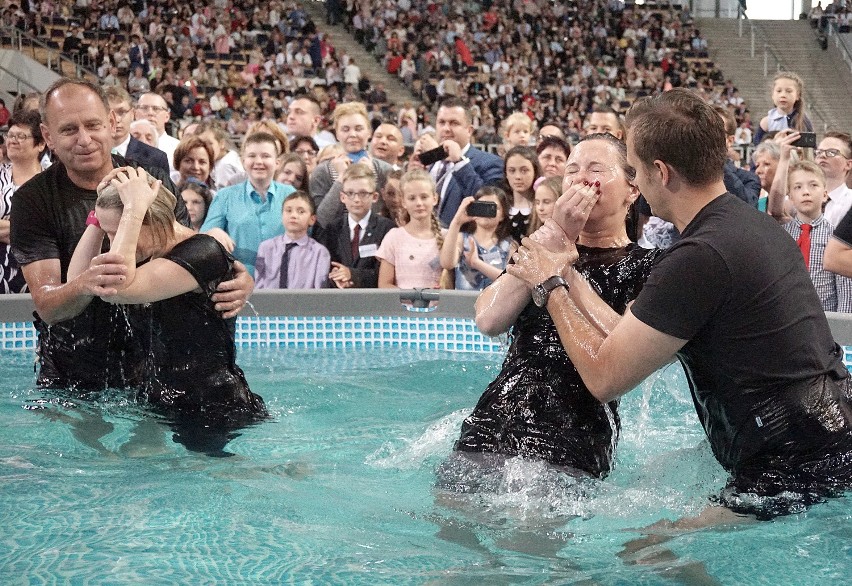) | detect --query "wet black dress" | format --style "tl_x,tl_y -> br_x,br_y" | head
454,243 -> 660,478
